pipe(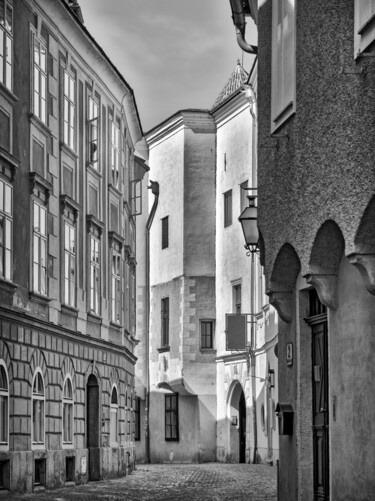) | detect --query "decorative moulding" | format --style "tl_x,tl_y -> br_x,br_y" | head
268,291 -> 293,323
304,273 -> 338,310
348,253 -> 375,295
